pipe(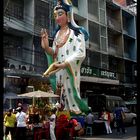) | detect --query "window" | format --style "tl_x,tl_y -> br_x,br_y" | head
88,50 -> 101,68
35,1 -> 50,28
4,0 -> 24,20
99,0 -> 105,9
88,0 -> 98,19
101,37 -> 107,52
101,26 -> 106,36
4,34 -> 23,58
33,36 -> 48,71
101,54 -> 108,69
89,21 -> 100,50
100,9 -> 106,24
